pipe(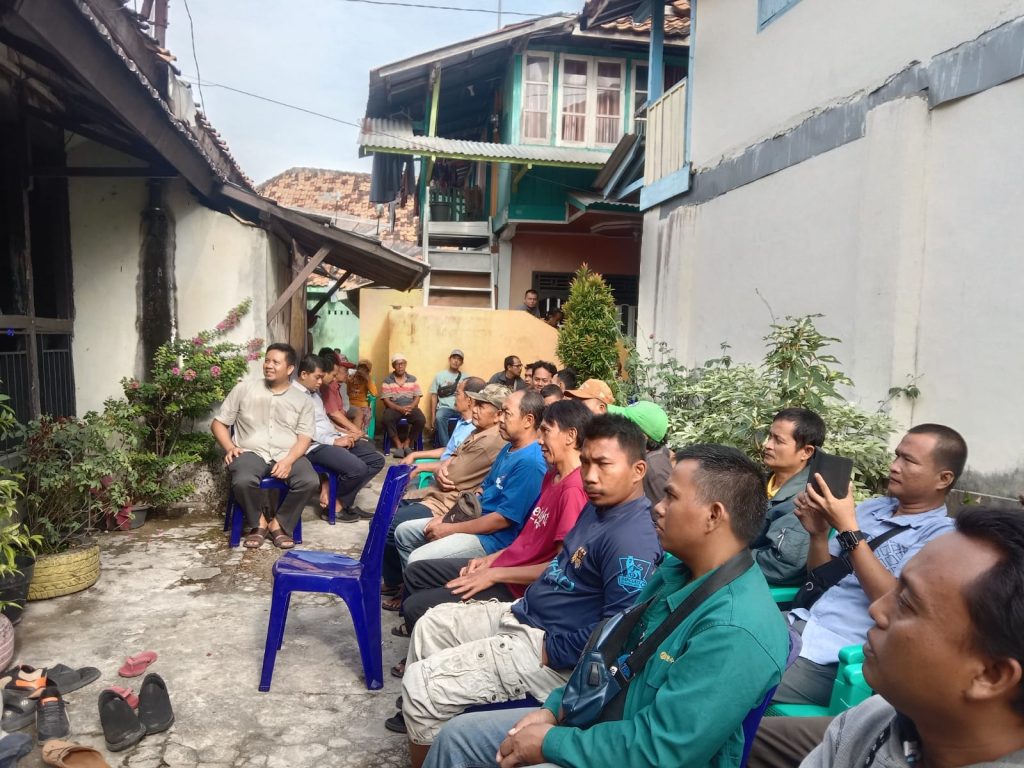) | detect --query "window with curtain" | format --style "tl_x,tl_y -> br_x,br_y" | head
523,55 -> 552,141
595,61 -> 623,145
560,58 -> 589,144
